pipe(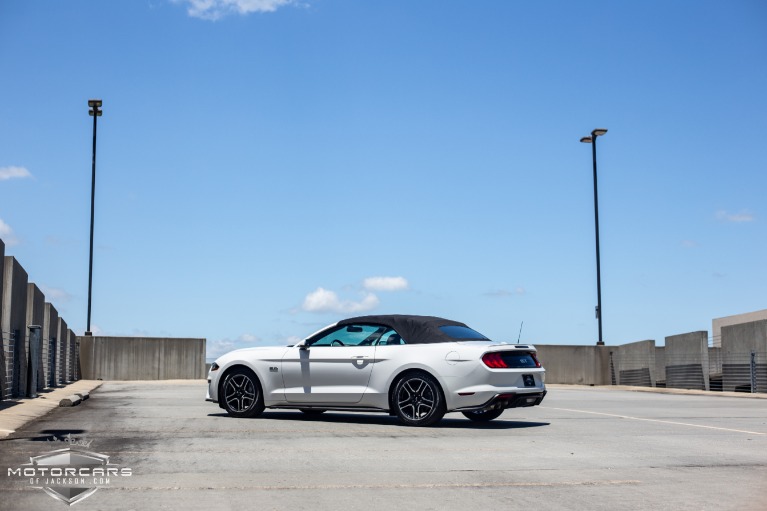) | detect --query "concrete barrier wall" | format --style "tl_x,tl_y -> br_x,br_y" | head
79,336 -> 206,380
2,256 -> 29,398
616,340 -> 656,386
534,345 -> 610,385
665,331 -> 709,390
0,240 -> 5,398
709,347 -> 722,376
25,284 -> 45,395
